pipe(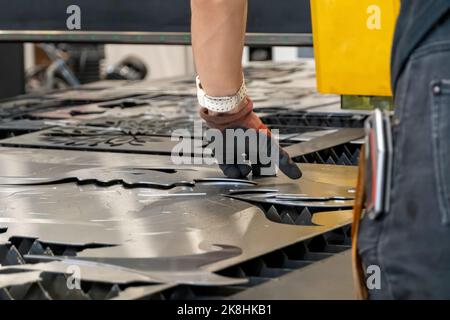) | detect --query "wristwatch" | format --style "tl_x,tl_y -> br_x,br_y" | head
196,76 -> 247,113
